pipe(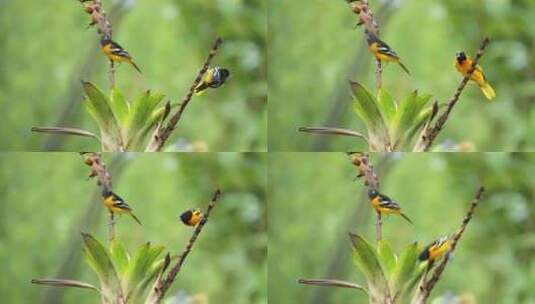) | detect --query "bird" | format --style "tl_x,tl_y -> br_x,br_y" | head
100,35 -> 142,73
455,51 -> 495,100
180,209 -> 204,226
101,188 -> 142,225
365,30 -> 410,75
418,236 -> 452,263
368,189 -> 412,224
194,67 -> 230,95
